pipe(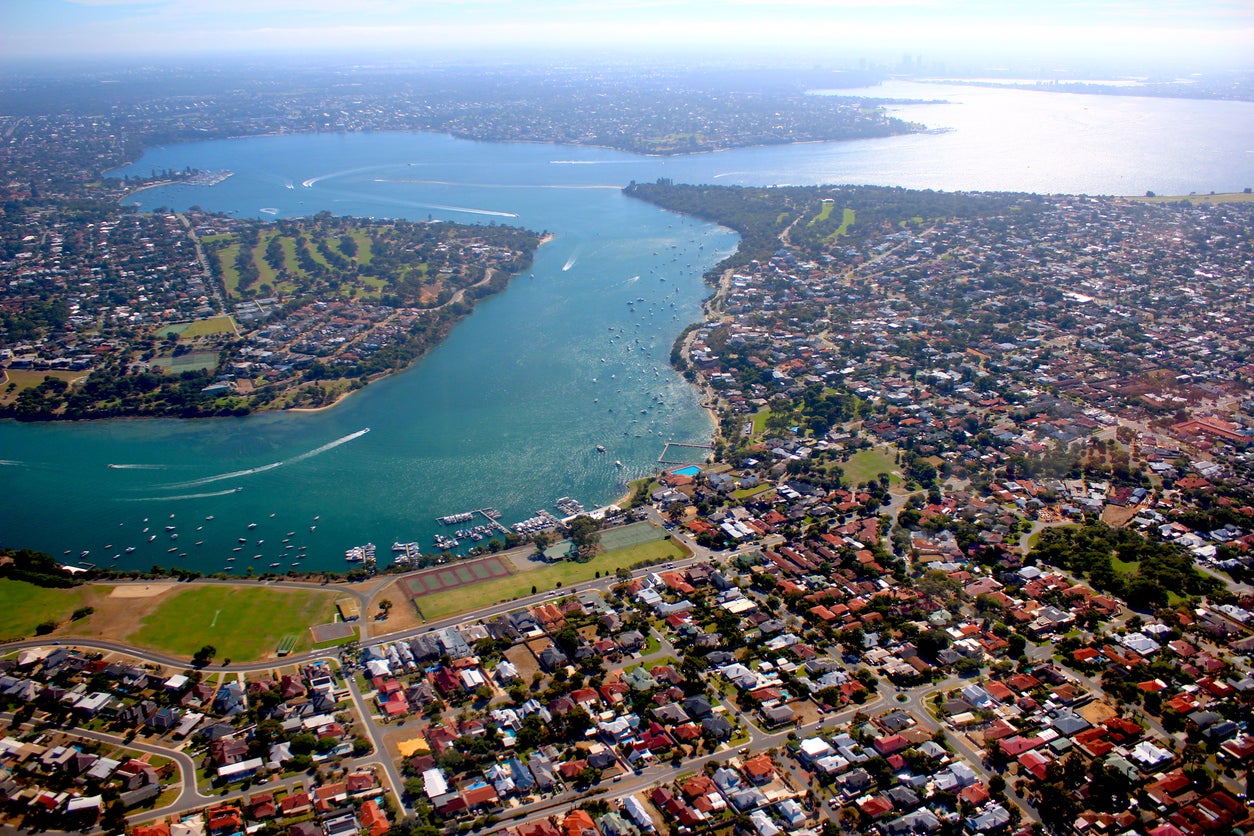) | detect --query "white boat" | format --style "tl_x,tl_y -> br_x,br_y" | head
615,460 -> 624,468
